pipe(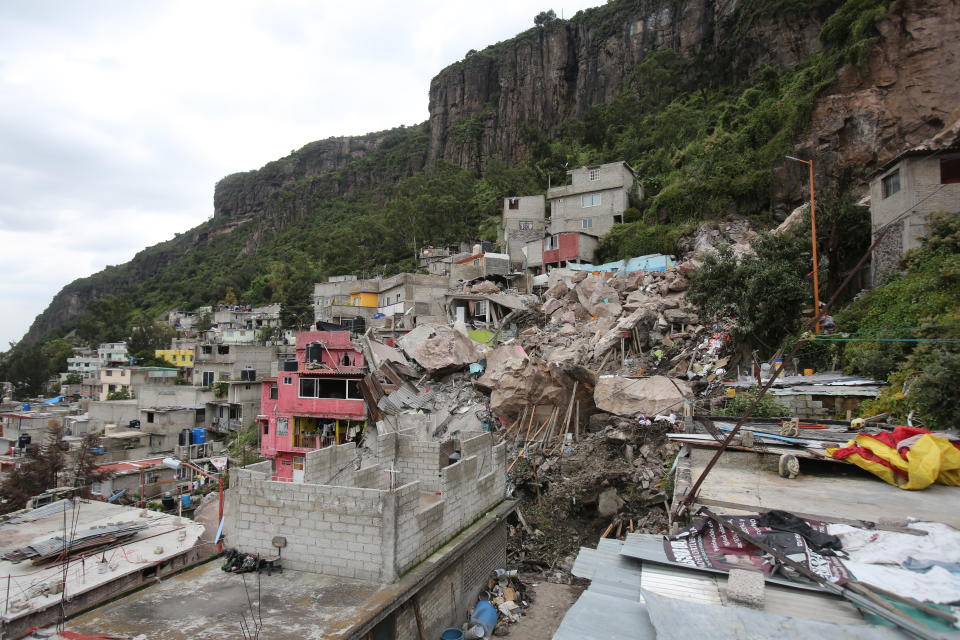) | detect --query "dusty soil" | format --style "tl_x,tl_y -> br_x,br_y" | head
503,581 -> 585,640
